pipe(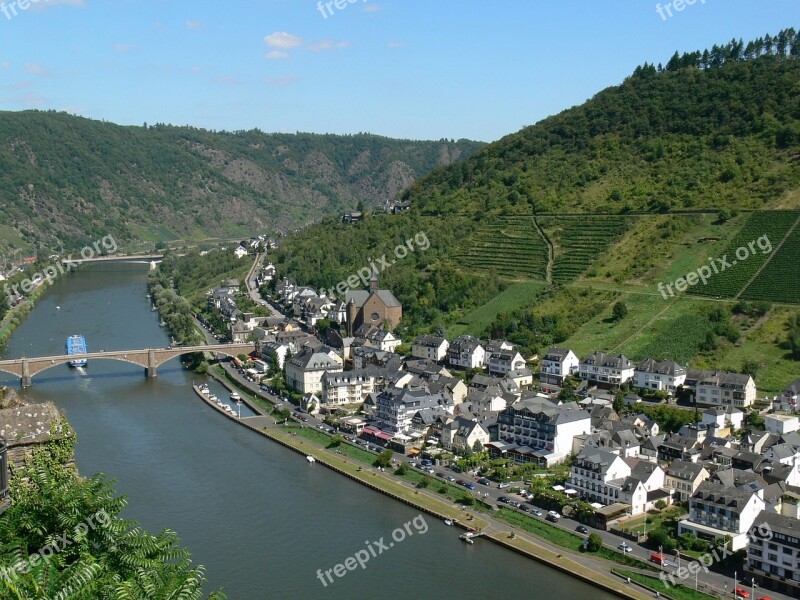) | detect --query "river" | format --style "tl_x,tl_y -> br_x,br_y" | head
0,264 -> 615,599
